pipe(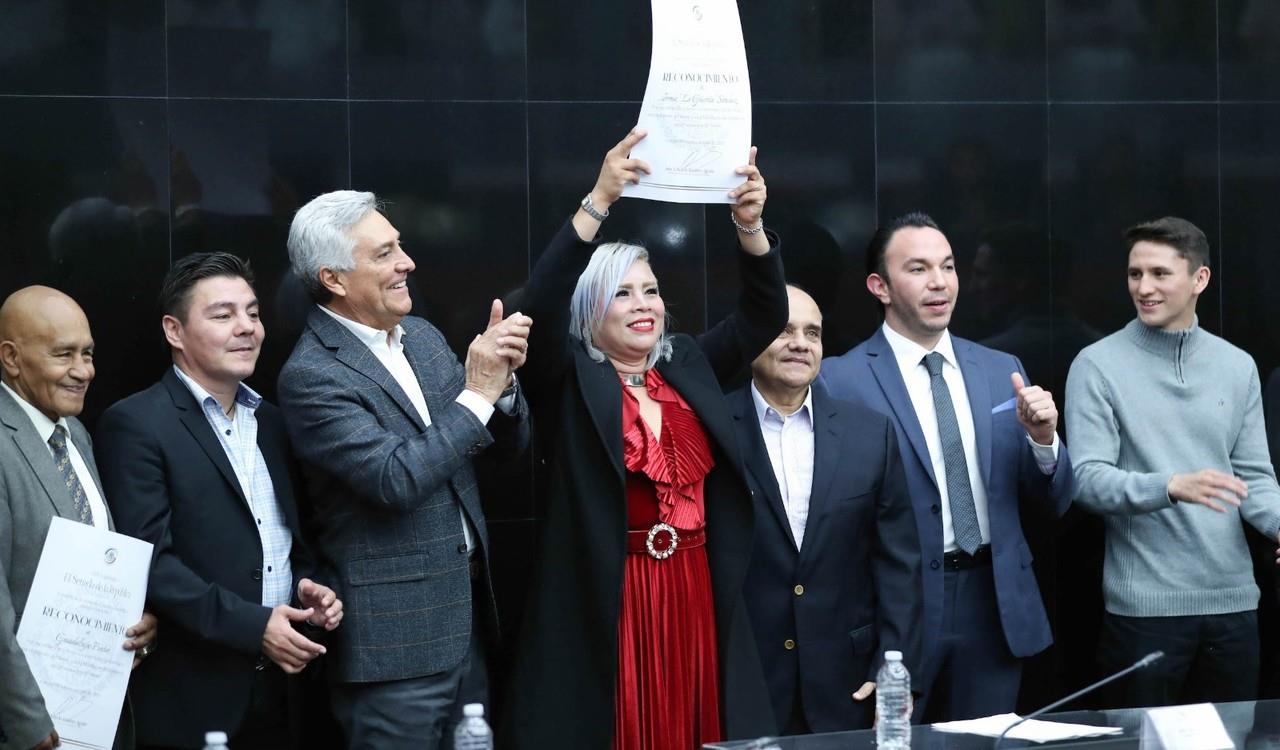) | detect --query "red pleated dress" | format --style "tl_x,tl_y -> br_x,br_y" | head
614,369 -> 722,750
